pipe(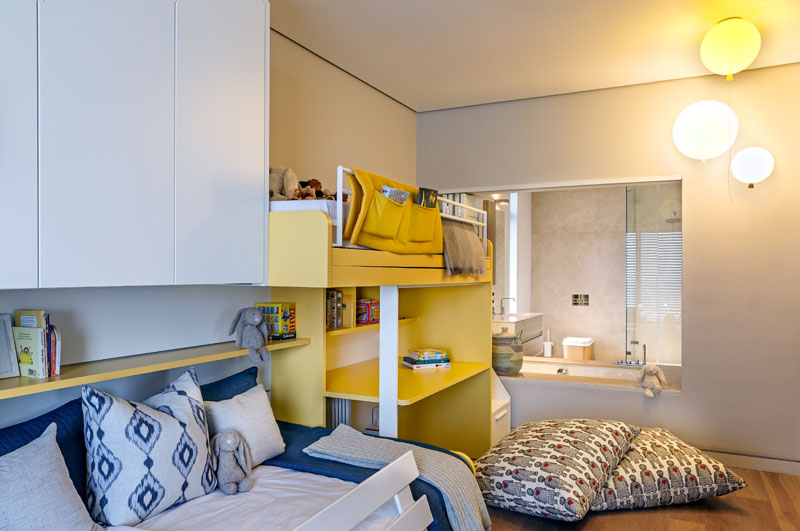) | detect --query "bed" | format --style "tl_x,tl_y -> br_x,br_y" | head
115,421 -> 470,531
0,369 -> 468,531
